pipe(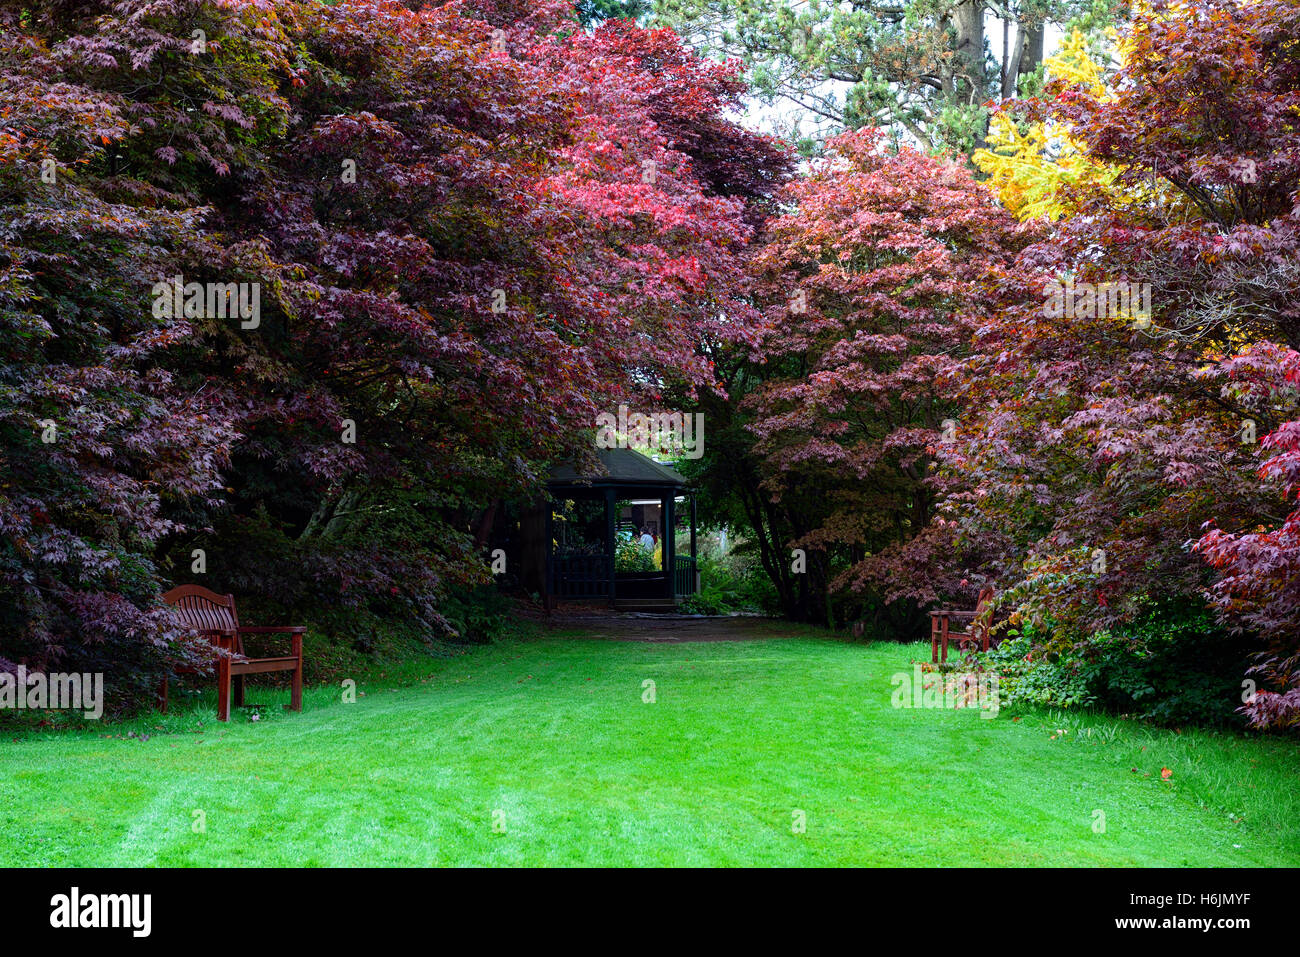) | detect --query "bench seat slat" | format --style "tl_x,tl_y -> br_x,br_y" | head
230,657 -> 300,675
